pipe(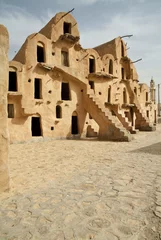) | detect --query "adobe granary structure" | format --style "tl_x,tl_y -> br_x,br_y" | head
7,12 -> 157,143
0,25 -> 10,192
